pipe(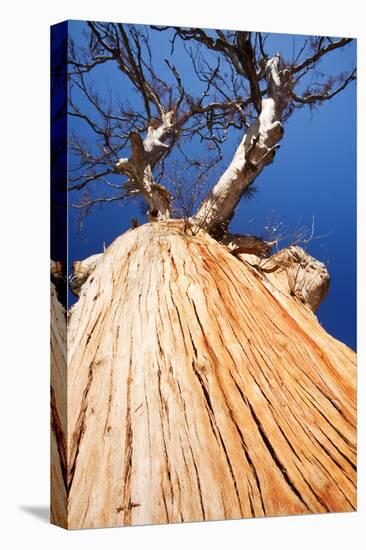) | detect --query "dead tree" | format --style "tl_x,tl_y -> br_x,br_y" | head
51,24 -> 356,528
